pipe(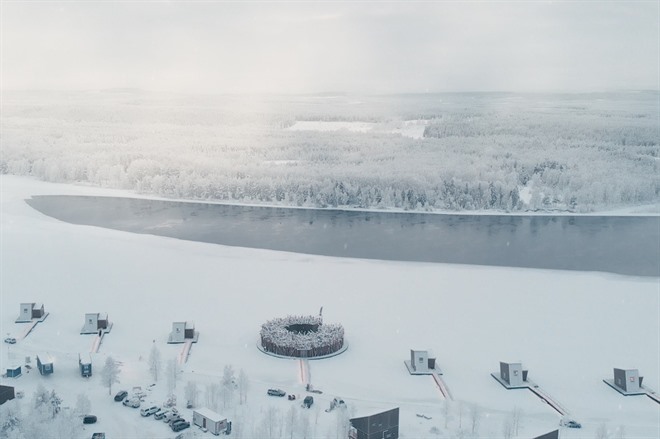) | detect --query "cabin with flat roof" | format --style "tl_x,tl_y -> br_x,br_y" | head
81,312 -> 111,334
491,361 -> 529,389
604,368 -> 645,395
405,349 -> 437,375
16,302 -> 45,322
168,321 -> 199,343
